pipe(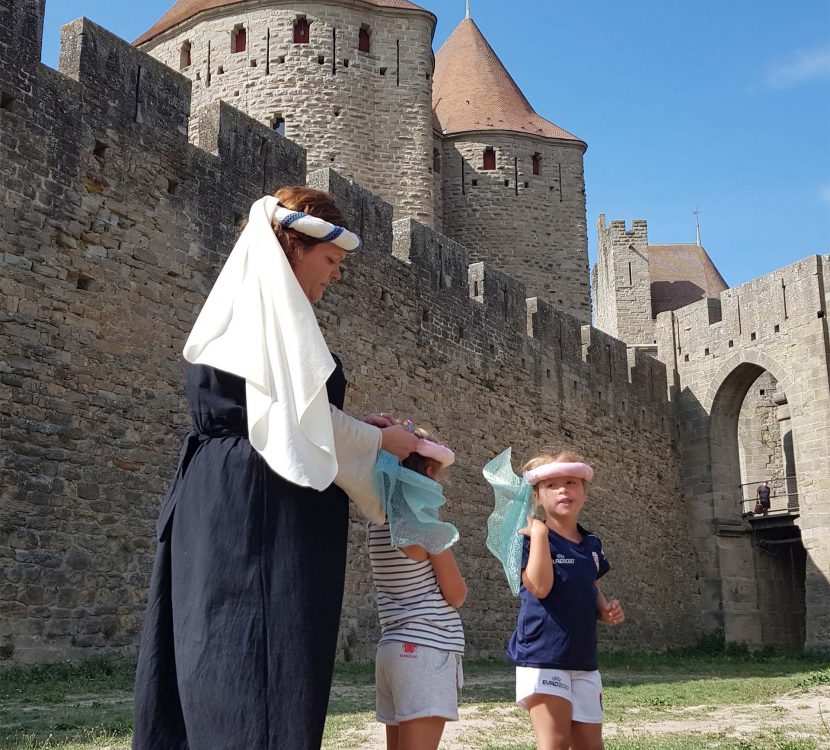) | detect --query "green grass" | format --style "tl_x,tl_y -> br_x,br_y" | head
1,646 -> 828,750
